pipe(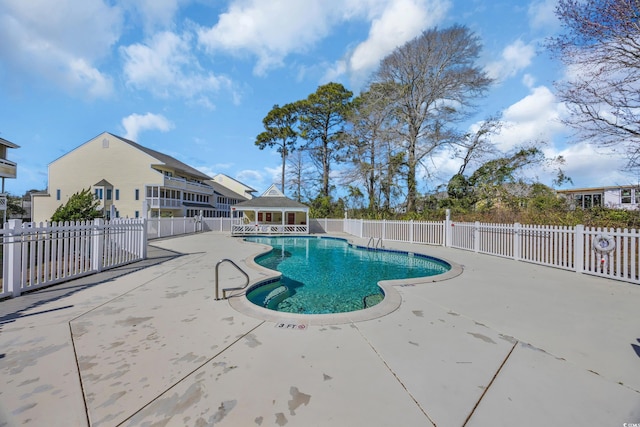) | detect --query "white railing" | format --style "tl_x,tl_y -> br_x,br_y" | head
231,224 -> 309,235
332,218 -> 640,285
344,219 -> 444,245
0,158 -> 17,179
5,215 -> 634,300
309,218 -> 345,234
146,197 -> 183,209
147,217 -> 203,239
203,217 -> 234,232
163,175 -> 214,193
1,218 -> 146,299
